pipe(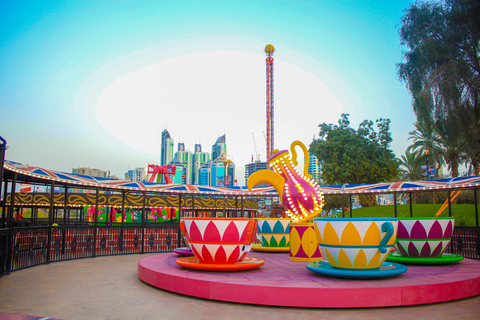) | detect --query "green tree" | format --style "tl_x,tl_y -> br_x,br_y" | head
407,121 -> 444,176
310,114 -> 400,206
435,115 -> 466,177
397,0 -> 480,176
399,147 -> 423,181
399,147 -> 425,204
